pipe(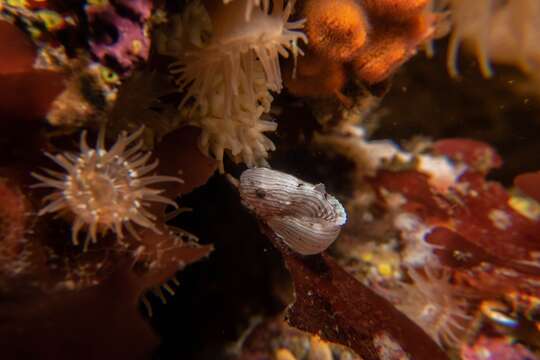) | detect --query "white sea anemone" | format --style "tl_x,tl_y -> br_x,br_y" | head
195,106 -> 277,171
187,59 -> 276,171
377,266 -> 472,349
445,0 -> 496,78
32,128 -> 181,248
167,0 -> 306,170
486,0 -> 540,74
171,0 -> 306,118
442,0 -> 540,77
